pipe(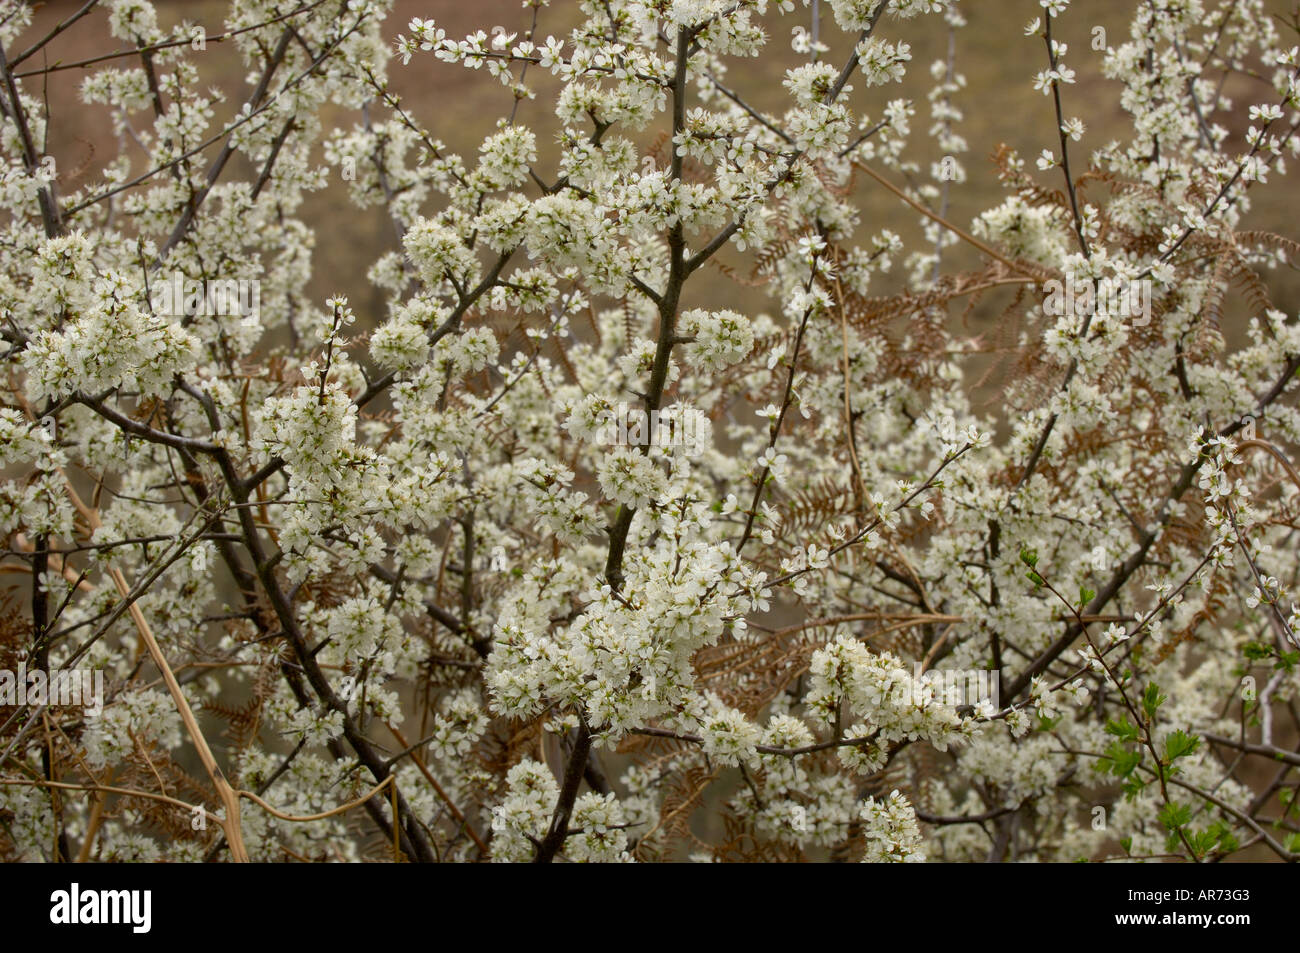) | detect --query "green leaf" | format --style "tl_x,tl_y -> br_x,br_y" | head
1163,730 -> 1200,764
1243,641 -> 1272,661
1142,682 -> 1166,721
1019,546 -> 1038,568
1105,716 -> 1140,742
1158,801 -> 1191,832
1190,829 -> 1216,856
1101,740 -> 1142,778
1026,570 -> 1044,588
1079,587 -> 1096,606
1206,821 -> 1238,854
